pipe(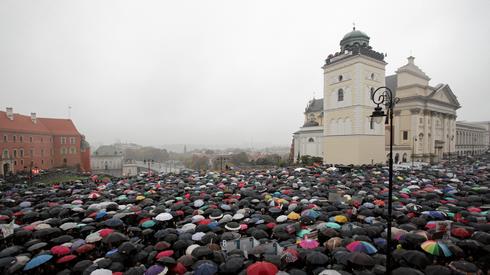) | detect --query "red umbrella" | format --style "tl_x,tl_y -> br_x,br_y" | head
50,246 -> 71,256
247,261 -> 278,275
156,250 -> 174,259
56,255 -> 77,264
170,262 -> 187,275
76,244 -> 96,254
98,228 -> 114,238
451,227 -> 471,238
